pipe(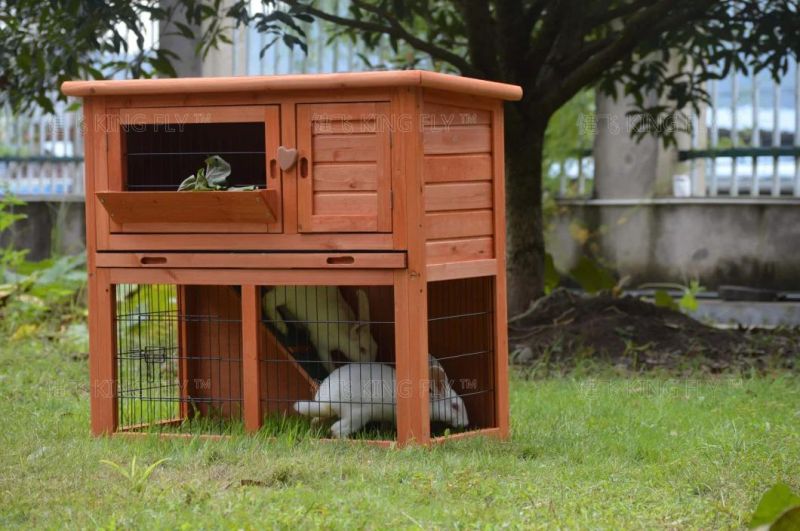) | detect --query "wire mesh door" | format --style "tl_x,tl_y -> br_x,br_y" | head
428,276 -> 497,435
259,285 -> 396,439
115,284 -> 243,435
124,122 -> 267,191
